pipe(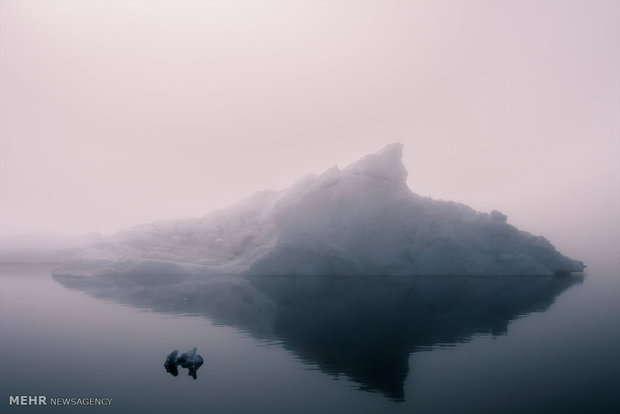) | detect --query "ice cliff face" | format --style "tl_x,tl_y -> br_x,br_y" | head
55,143 -> 584,277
